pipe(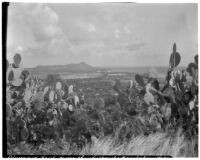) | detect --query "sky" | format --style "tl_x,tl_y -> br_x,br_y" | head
7,3 -> 198,68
